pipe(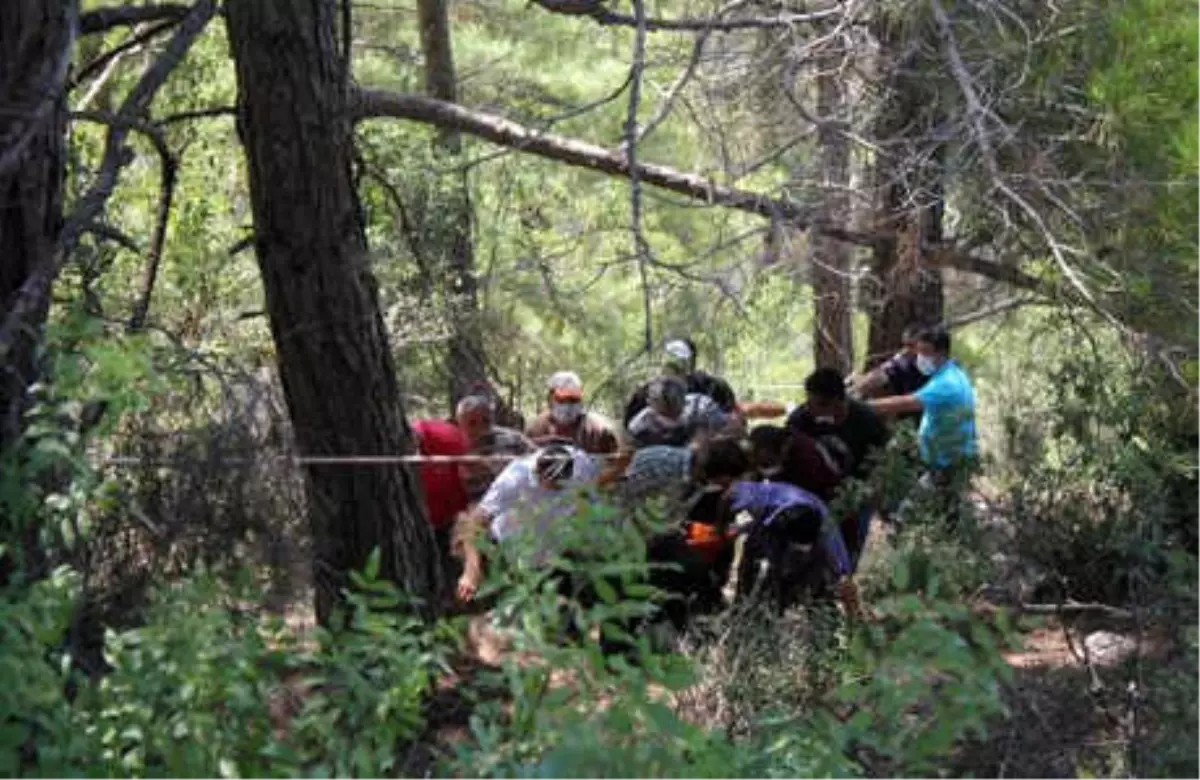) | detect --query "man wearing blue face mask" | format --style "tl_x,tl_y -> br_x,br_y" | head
868,326 -> 978,522
526,371 -> 621,455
